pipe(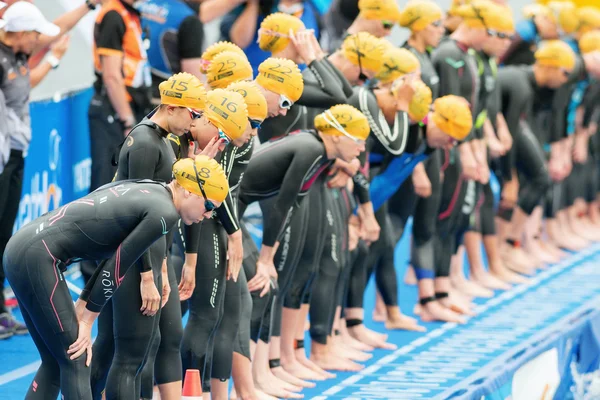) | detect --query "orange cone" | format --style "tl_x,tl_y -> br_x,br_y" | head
182,369 -> 202,399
